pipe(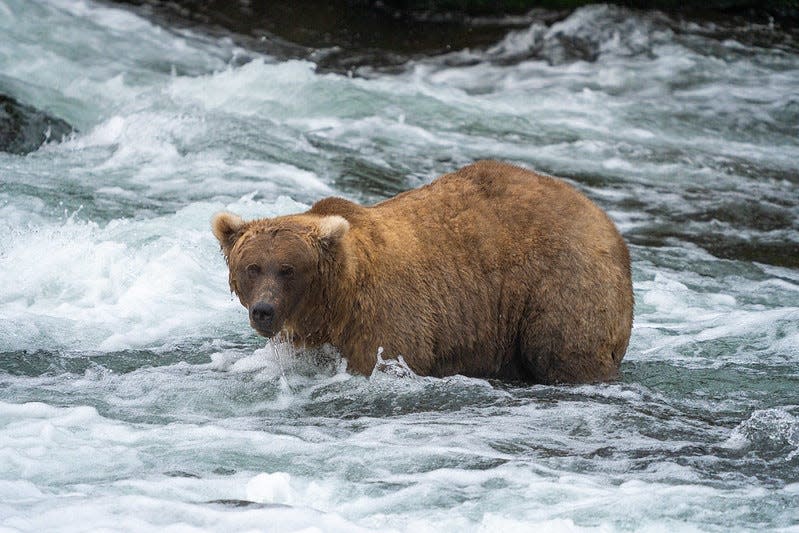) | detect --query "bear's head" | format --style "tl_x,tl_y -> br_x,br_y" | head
211,211 -> 350,340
